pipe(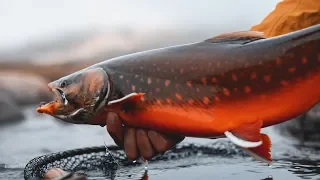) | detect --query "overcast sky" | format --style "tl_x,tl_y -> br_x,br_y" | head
0,0 -> 280,49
